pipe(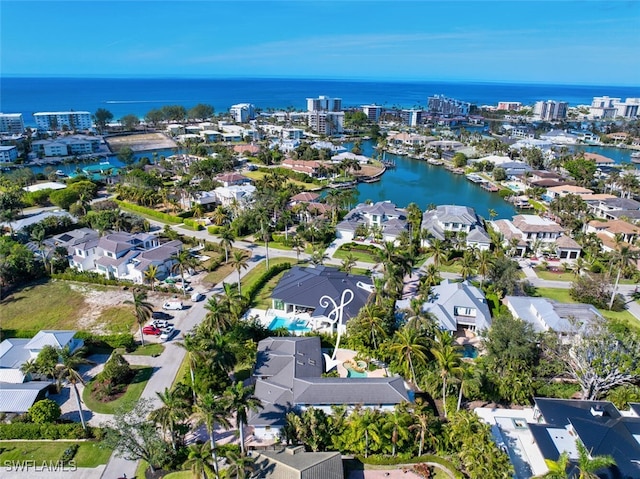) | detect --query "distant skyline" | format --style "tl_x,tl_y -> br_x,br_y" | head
1,1 -> 639,86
